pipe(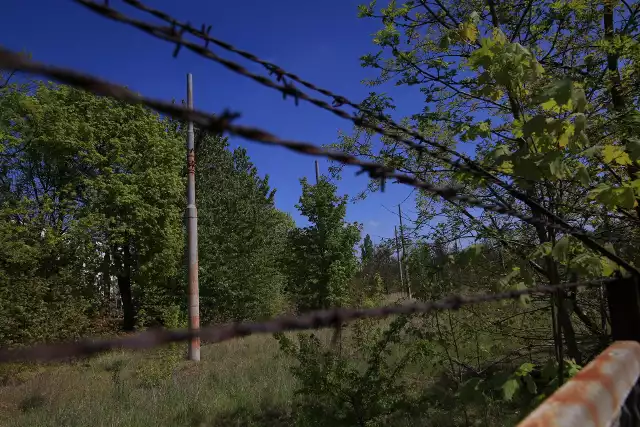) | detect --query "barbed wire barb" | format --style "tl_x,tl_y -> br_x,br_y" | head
0,278 -> 616,363
70,0 -> 640,276
1,46 -> 637,277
